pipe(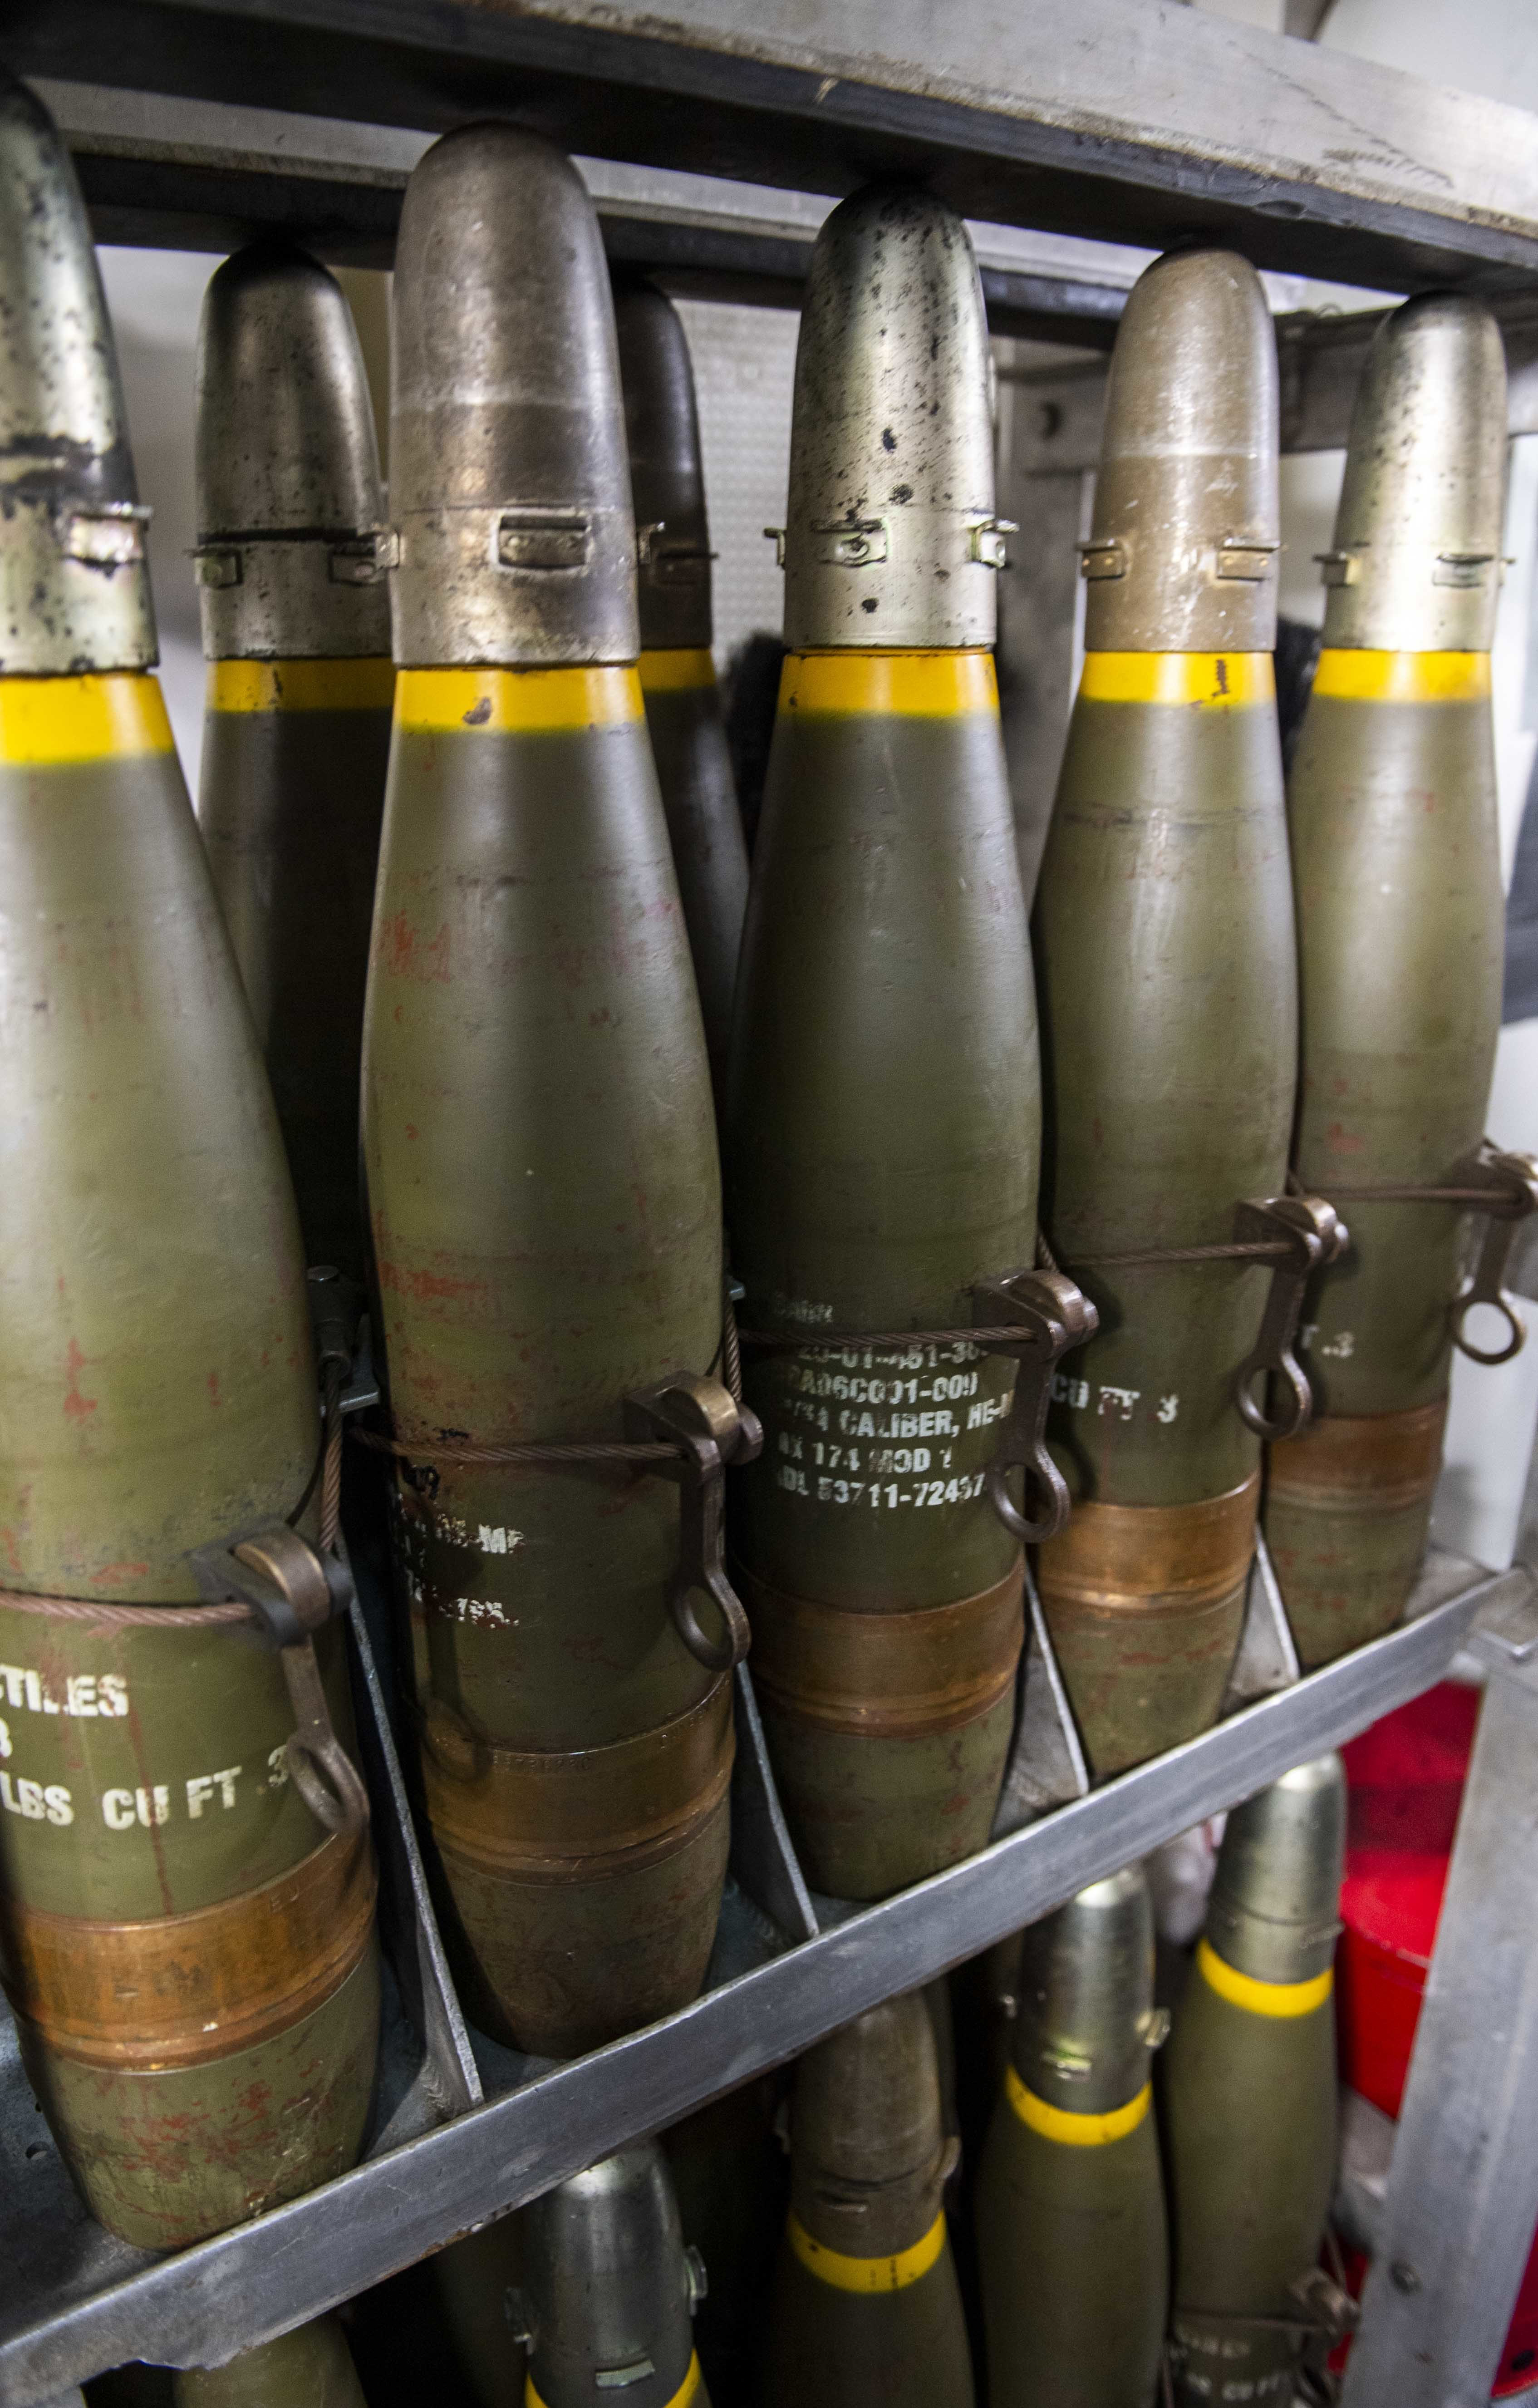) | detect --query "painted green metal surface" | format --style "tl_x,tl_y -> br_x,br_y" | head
726,697 -> 1037,1896
976,2110 -> 1167,2408
199,702 -> 392,1281
363,707 -> 728,2049
0,715 -> 377,2245
0,743 -> 318,1598
641,678 -> 748,1112
1286,691 -> 1499,1414
759,2241 -> 974,2408
1035,692 -> 1297,1510
173,2313 -> 368,2408
1266,688 -> 1502,1660
1162,1978 -> 1337,2406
